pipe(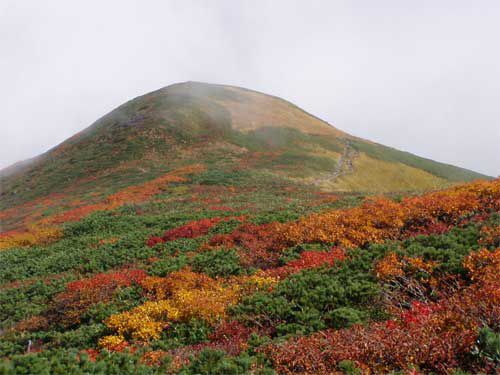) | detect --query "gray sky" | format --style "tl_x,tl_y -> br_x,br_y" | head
1,1 -> 499,176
